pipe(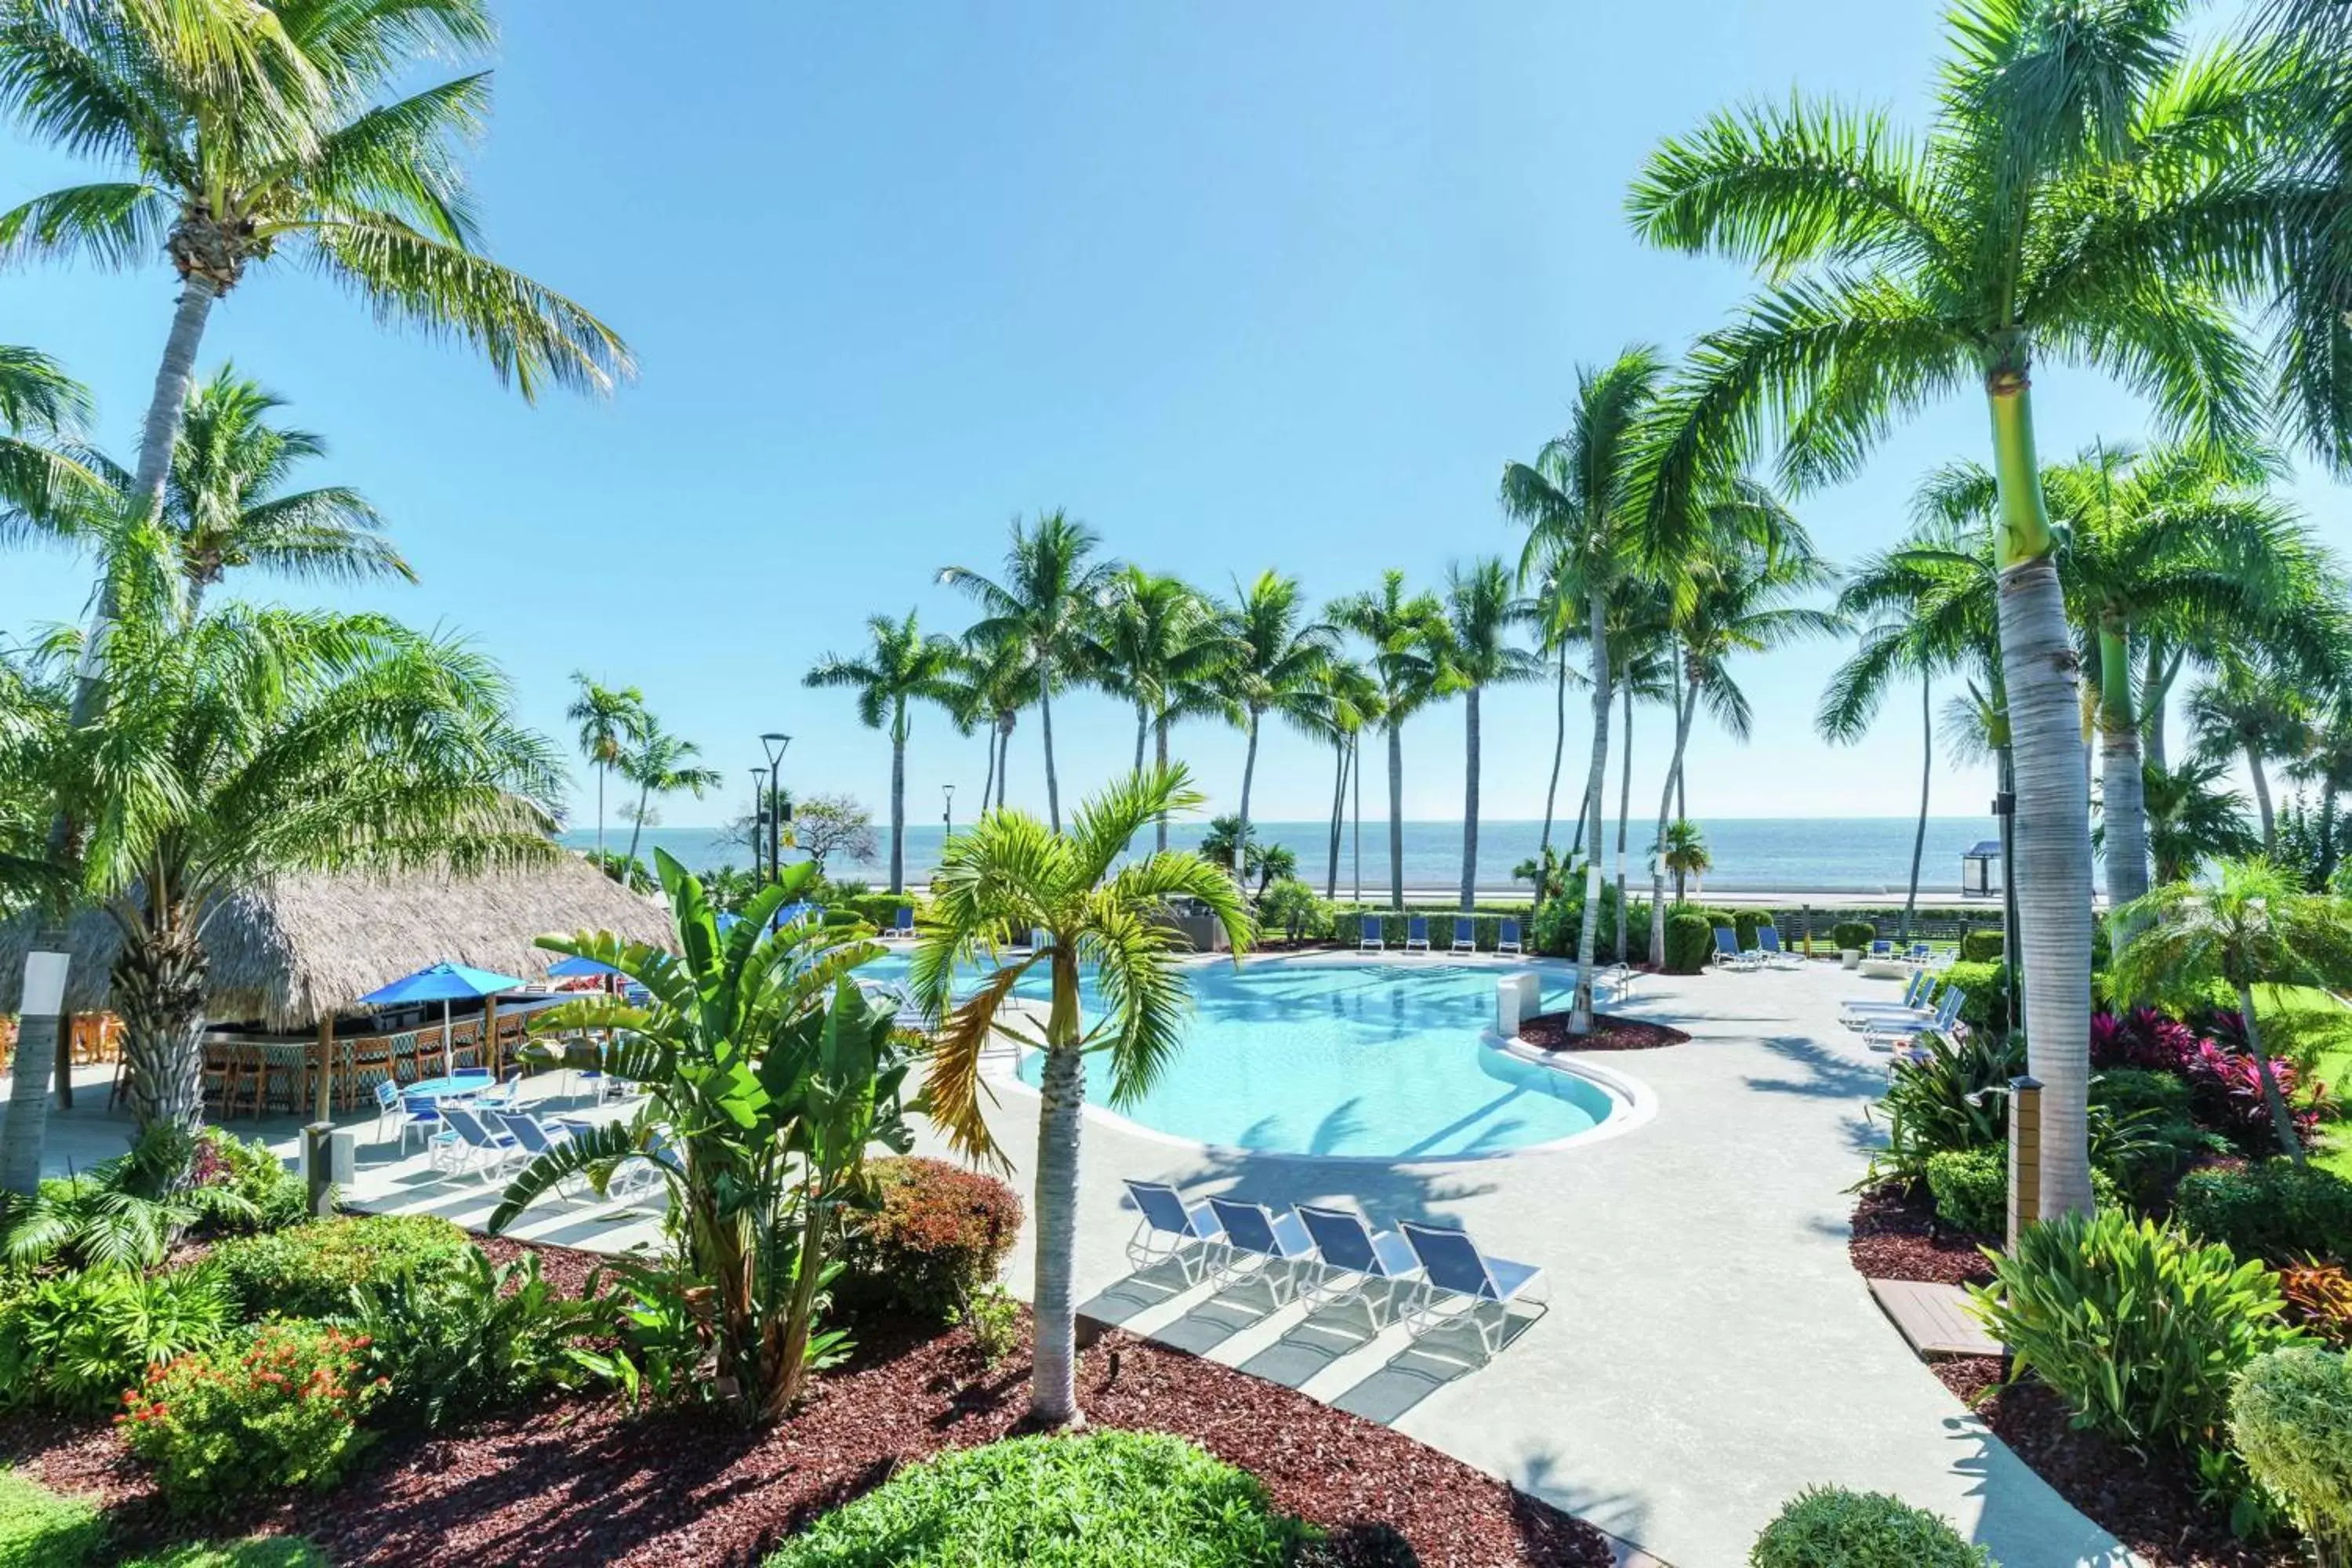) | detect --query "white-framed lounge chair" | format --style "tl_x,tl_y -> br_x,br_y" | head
1450,917 -> 1477,956
1711,927 -> 1760,970
1356,915 -> 1385,954
1842,974 -> 1948,1029
430,1103 -> 521,1183
1839,969 -> 1930,1025
1862,988 -> 1966,1049
1204,1196 -> 1318,1298
1404,916 -> 1432,954
1295,1203 -> 1422,1321
1123,1179 -> 1225,1281
373,1079 -> 430,1150
1396,1221 -> 1550,1361
1868,939 -> 1896,960
1754,927 -> 1804,969
1497,918 -> 1524,956
491,1109 -> 596,1199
